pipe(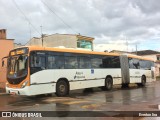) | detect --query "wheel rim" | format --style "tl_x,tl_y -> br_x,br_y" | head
106,80 -> 111,89
142,79 -> 145,85
59,84 -> 65,93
